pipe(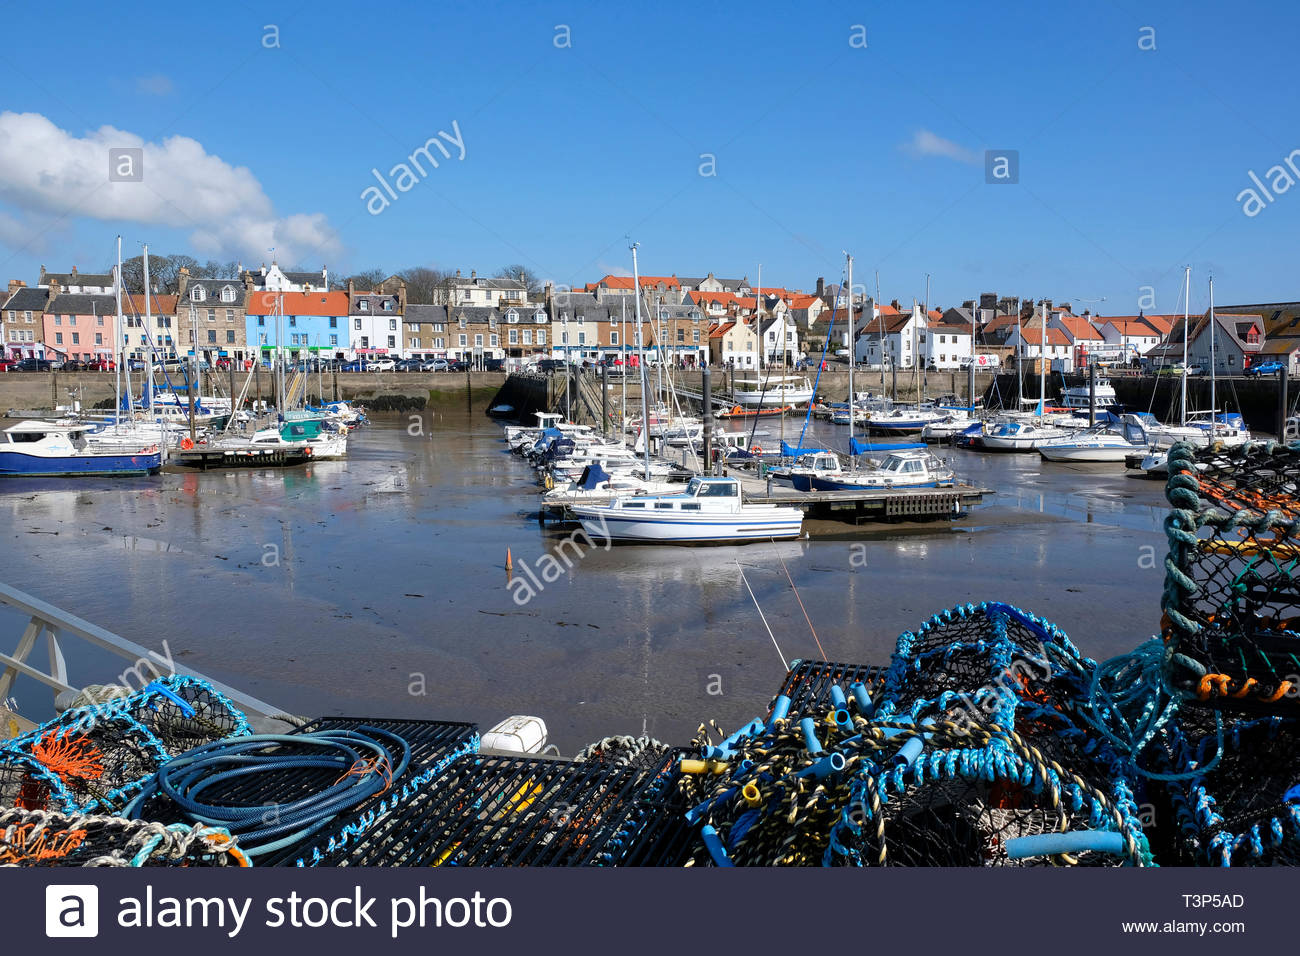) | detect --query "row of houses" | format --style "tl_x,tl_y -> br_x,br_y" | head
4,264 -> 1299,373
